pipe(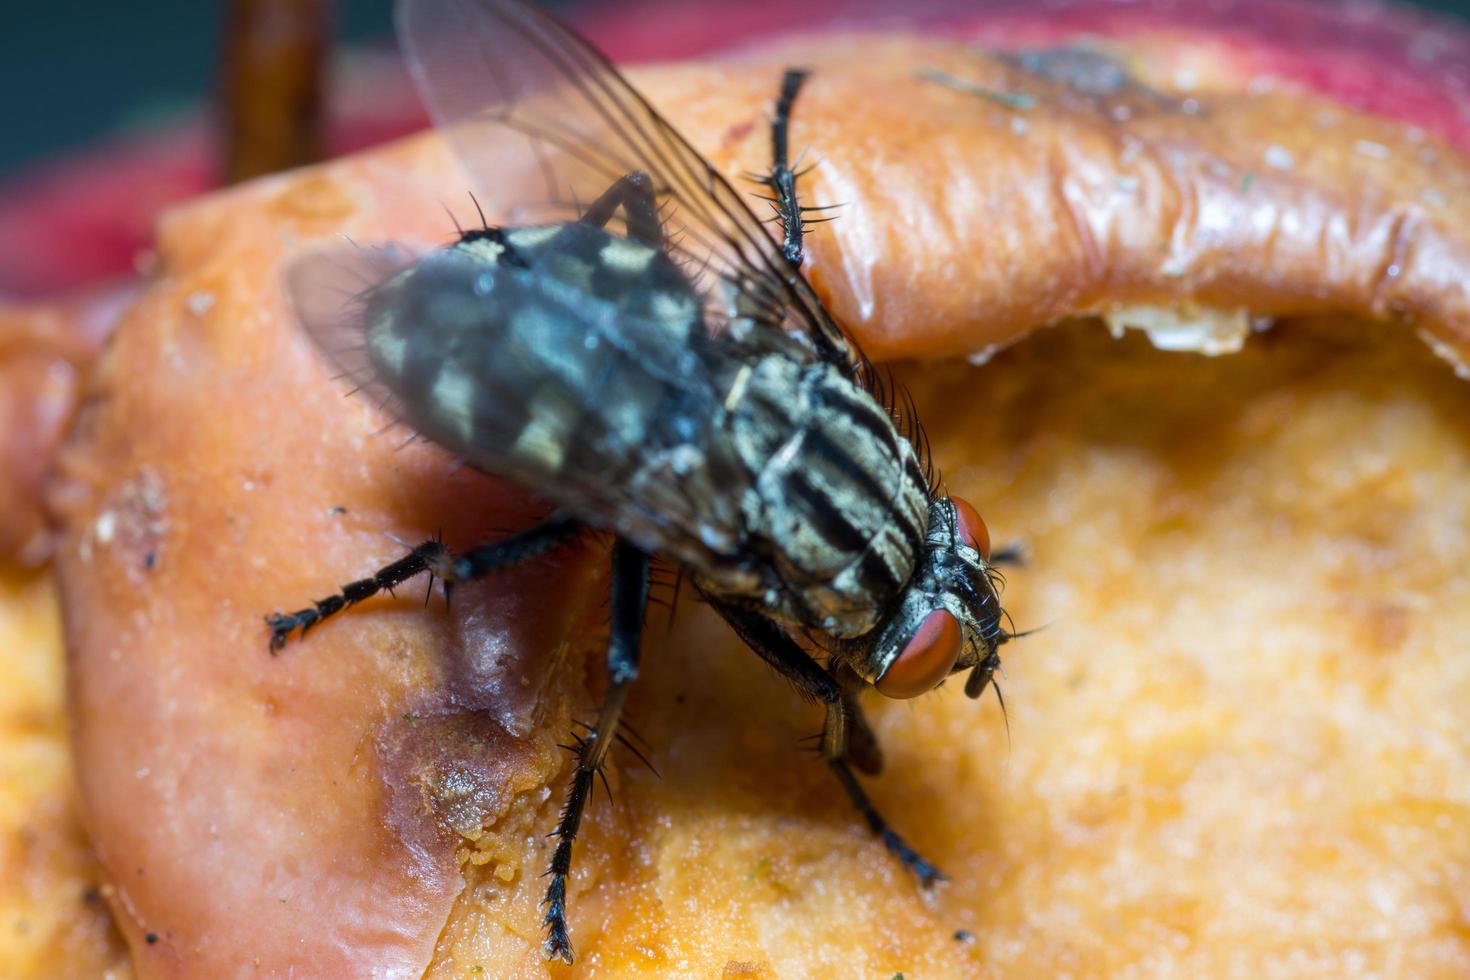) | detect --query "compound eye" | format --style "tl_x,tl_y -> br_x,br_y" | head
876,609 -> 962,699
950,495 -> 991,561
